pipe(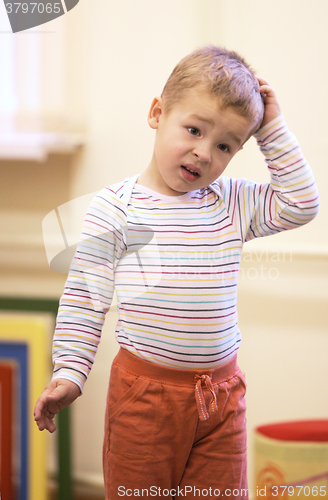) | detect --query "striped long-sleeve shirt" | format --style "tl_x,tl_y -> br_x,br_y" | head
52,116 -> 319,391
